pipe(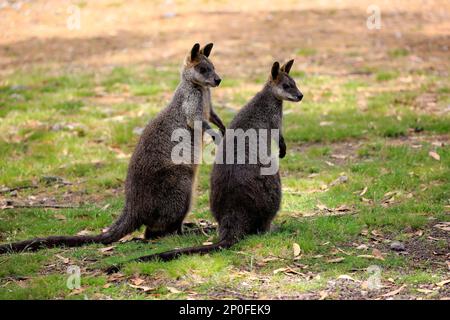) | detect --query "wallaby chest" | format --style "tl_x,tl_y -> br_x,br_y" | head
201,87 -> 211,120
